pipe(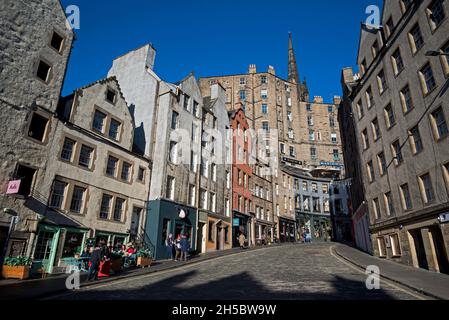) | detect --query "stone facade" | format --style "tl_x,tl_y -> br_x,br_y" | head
0,0 -> 74,257
341,0 -> 449,273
